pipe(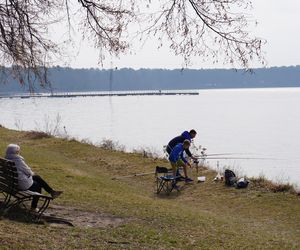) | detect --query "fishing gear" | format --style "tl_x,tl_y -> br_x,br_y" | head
197,157 -> 281,160
197,153 -> 245,157
112,171 -> 155,180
